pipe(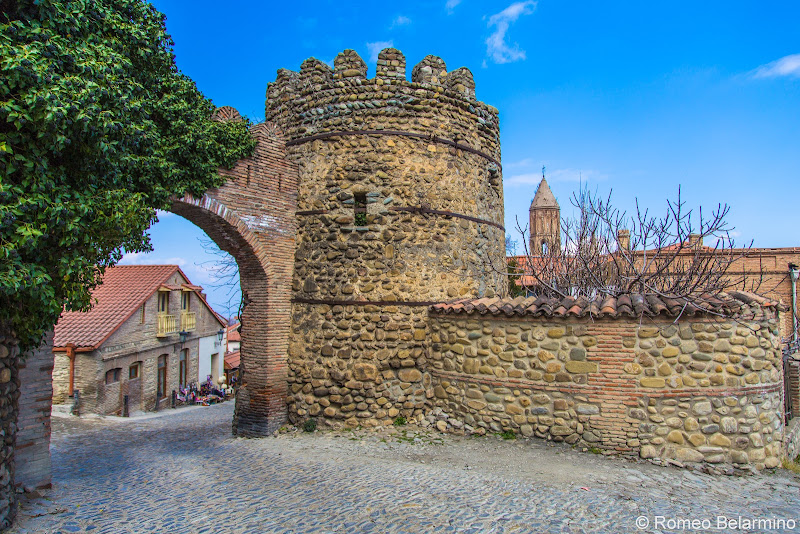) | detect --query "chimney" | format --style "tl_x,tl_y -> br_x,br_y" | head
617,229 -> 630,251
687,234 -> 703,248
